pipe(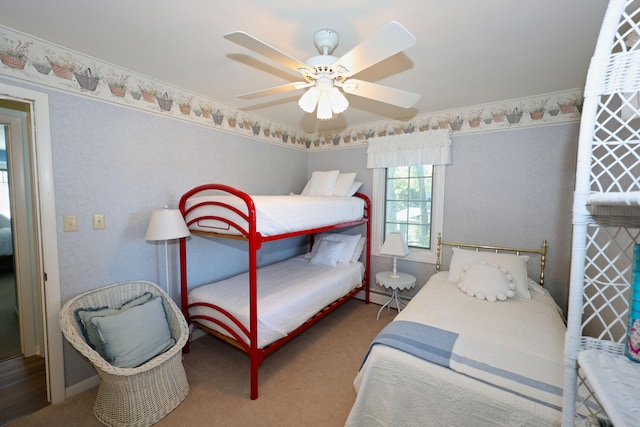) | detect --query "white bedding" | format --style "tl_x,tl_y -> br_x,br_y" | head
189,255 -> 364,349
346,271 -> 566,427
184,195 -> 365,237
